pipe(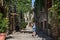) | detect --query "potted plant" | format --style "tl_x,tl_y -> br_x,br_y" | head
0,13 -> 8,40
